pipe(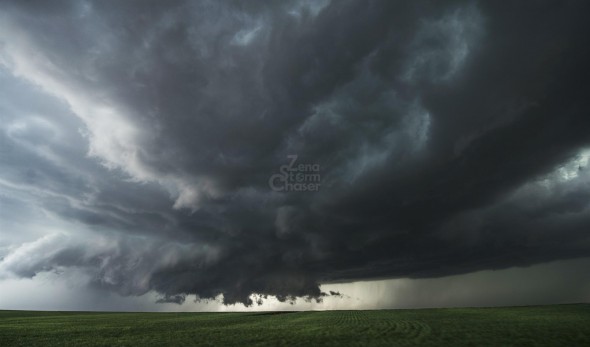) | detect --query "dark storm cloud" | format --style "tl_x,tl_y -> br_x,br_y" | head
1,0 -> 590,306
